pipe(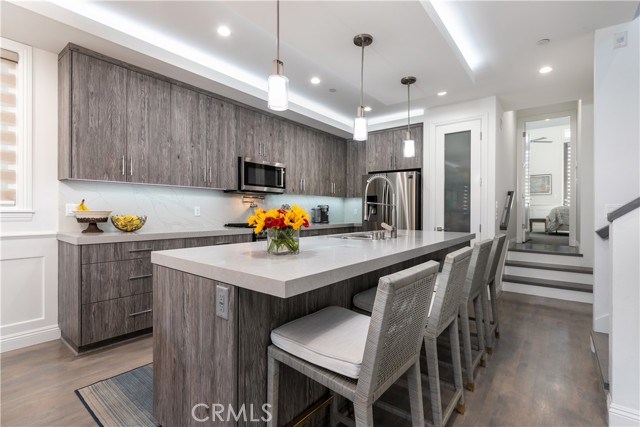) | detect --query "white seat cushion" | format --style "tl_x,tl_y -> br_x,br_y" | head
352,287 -> 377,313
270,306 -> 370,379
